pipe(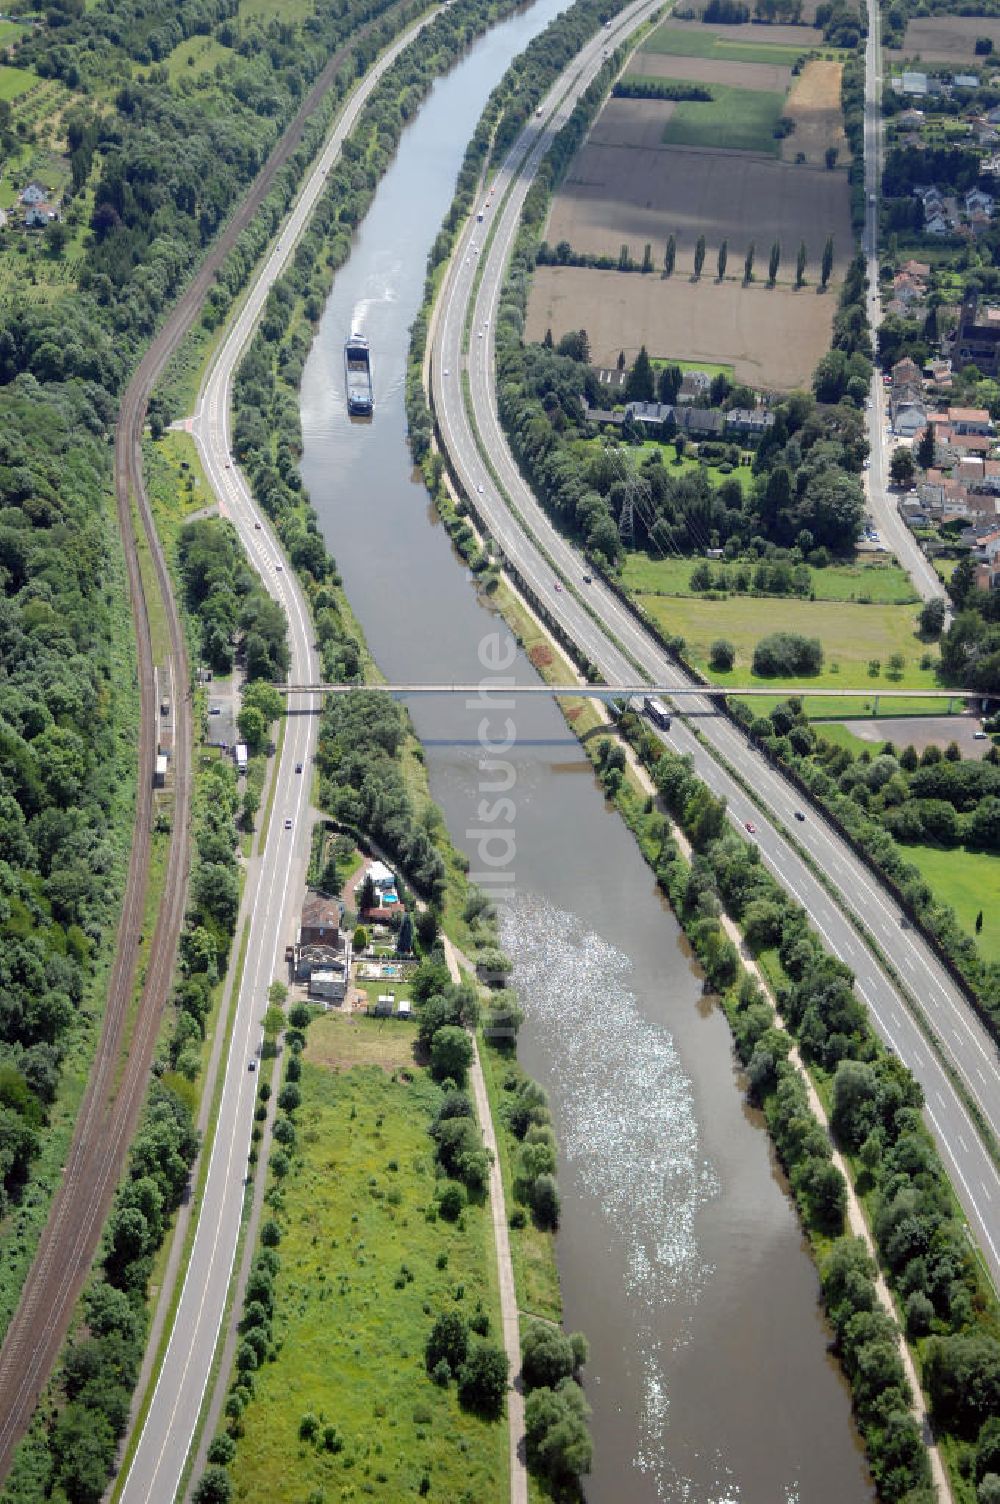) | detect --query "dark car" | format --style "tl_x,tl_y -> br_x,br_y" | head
794,810 -> 805,822
248,1059 -> 256,1072
295,762 -> 303,774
